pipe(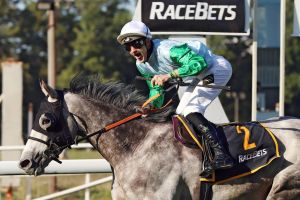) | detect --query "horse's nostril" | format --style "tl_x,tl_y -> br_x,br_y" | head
19,159 -> 31,168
